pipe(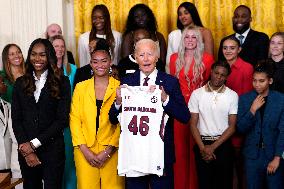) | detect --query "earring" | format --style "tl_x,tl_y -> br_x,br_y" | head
109,67 -> 113,74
